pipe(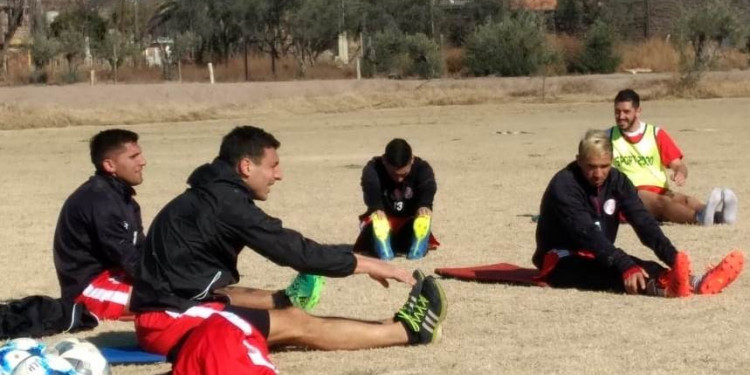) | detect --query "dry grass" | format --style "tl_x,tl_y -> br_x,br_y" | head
443,47 -> 465,76
3,71 -> 750,130
2,97 -> 750,375
618,38 -> 680,72
0,55 -> 355,86
713,49 -> 750,71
